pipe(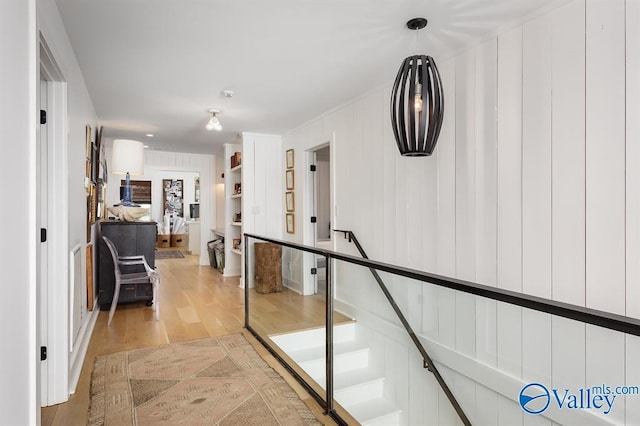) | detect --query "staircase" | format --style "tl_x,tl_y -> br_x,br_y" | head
270,323 -> 403,425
